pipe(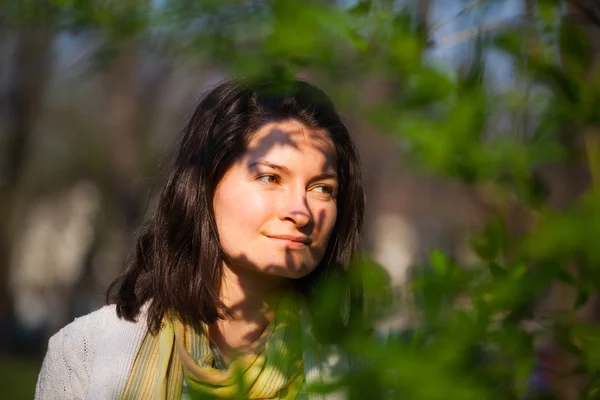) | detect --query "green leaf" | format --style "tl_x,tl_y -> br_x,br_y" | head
572,324 -> 600,370
348,0 -> 371,16
471,217 -> 506,261
488,261 -> 508,278
430,249 -> 450,276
